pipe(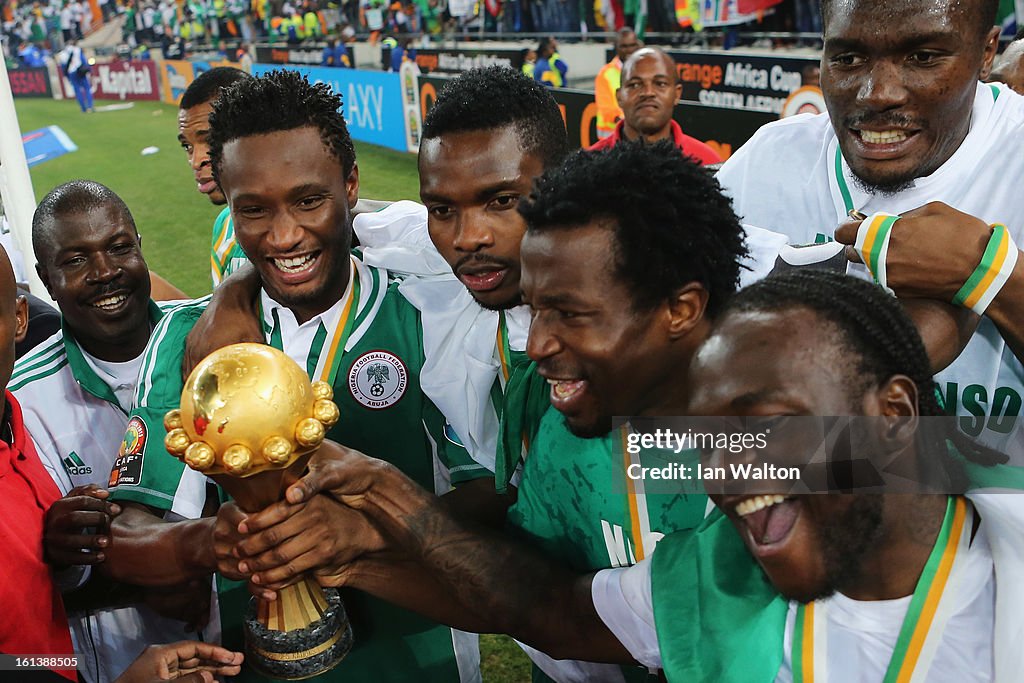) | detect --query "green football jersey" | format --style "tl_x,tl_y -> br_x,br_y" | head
650,516 -> 786,683
210,206 -> 249,288
505,405 -> 708,682
109,257 -> 487,682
